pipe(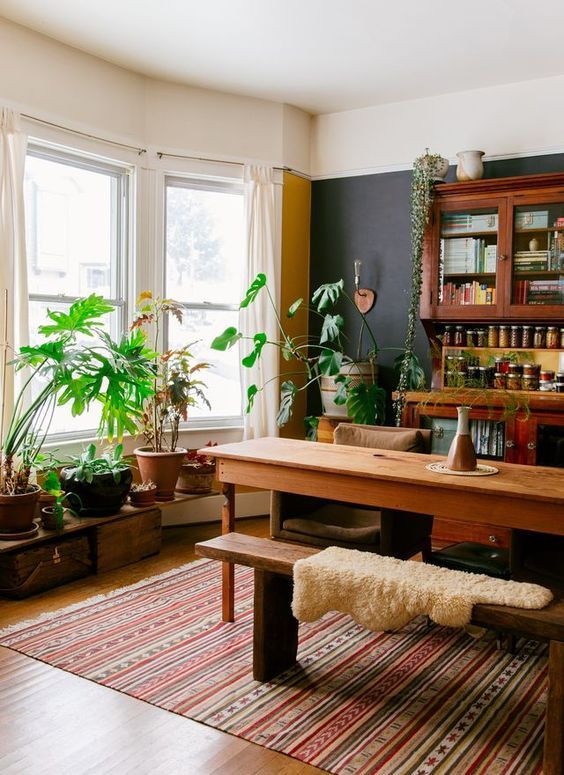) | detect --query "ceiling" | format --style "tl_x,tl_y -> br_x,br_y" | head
2,0 -> 564,115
